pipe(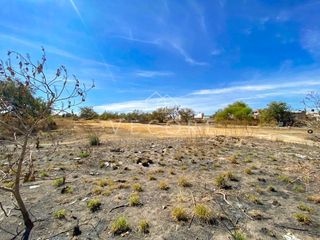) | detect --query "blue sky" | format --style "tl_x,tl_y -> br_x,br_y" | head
1,0 -> 320,114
